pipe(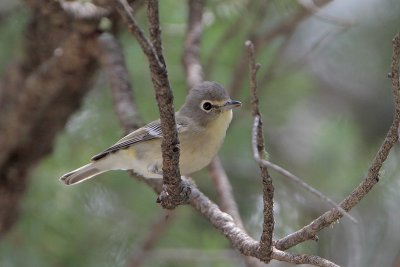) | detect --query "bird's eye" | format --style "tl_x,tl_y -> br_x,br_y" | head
202,101 -> 212,111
